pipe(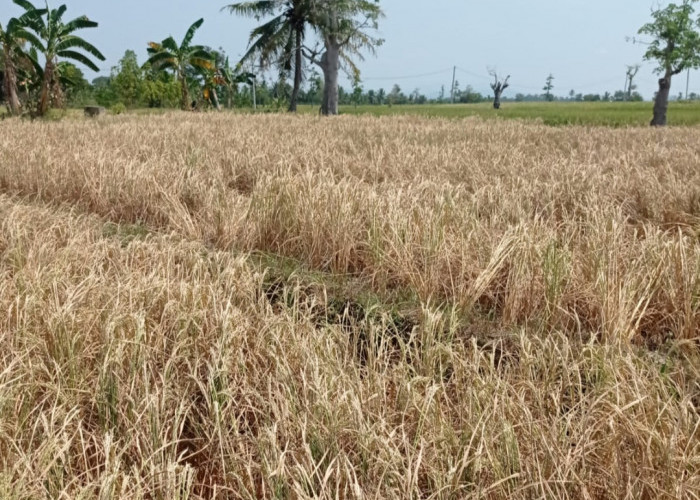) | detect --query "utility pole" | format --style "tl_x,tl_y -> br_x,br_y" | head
686,69 -> 690,100
450,66 -> 456,104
